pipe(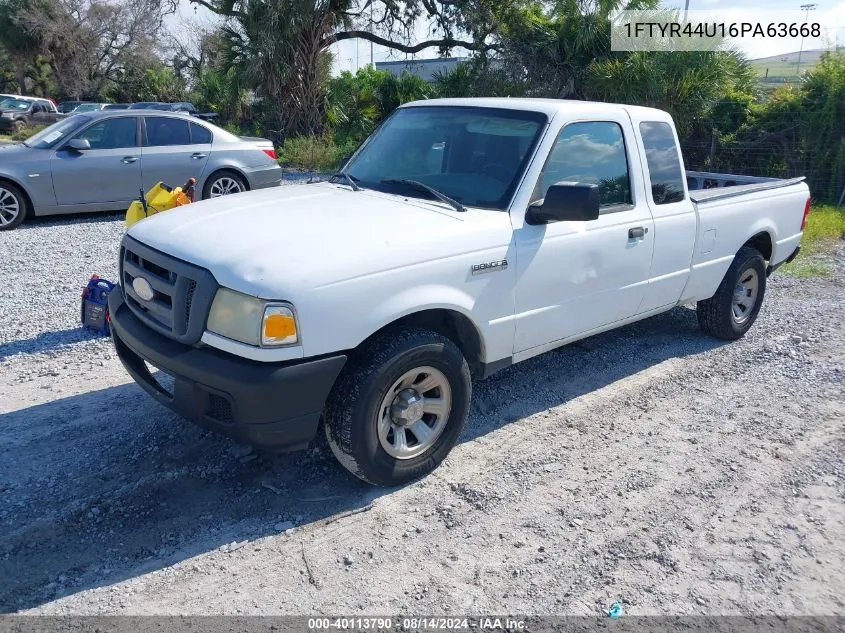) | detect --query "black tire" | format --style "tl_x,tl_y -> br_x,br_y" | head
11,119 -> 25,133
0,180 -> 29,231
201,170 -> 248,200
324,328 -> 472,486
697,246 -> 767,340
